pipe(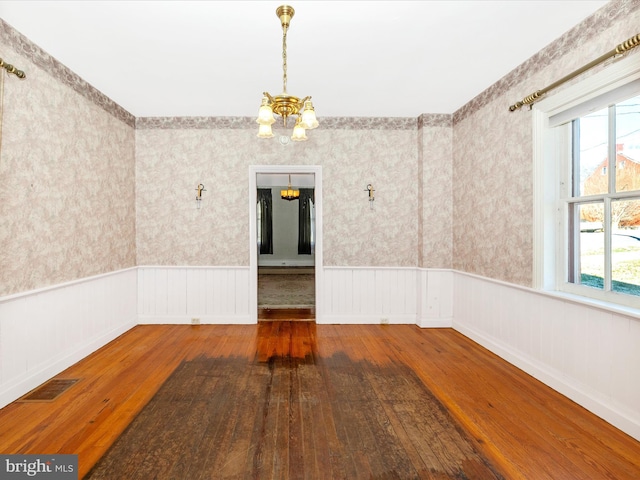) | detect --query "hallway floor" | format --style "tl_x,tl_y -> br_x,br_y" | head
258,268 -> 314,308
